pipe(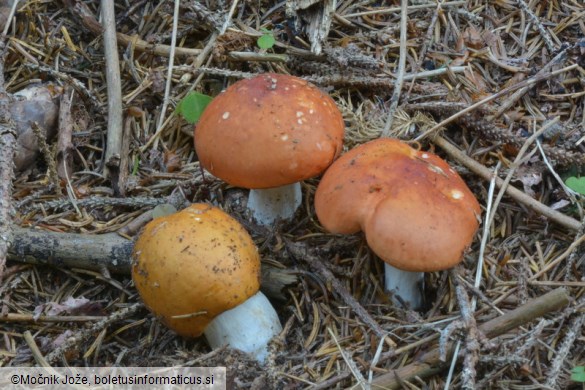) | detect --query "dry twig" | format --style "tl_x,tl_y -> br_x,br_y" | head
63,0 -> 202,58
8,226 -> 296,300
286,241 -> 396,348
433,136 -> 581,231
56,87 -> 75,180
101,0 -> 124,185
415,64 -> 579,141
381,0 -> 407,137
545,313 -> 584,388
366,288 -> 571,389
45,303 -> 142,364
0,31 -> 15,283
